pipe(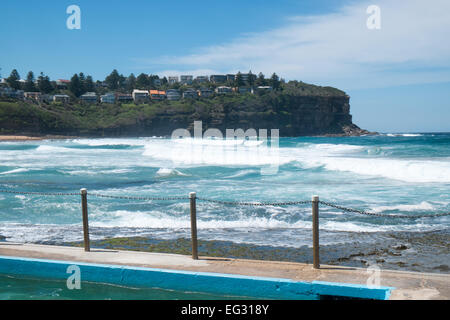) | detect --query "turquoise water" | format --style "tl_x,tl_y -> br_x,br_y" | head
0,274 -> 273,300
0,133 -> 449,248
